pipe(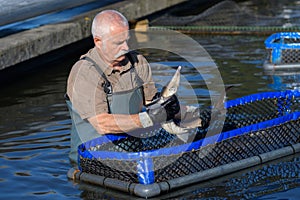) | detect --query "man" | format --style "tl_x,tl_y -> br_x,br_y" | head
66,10 -> 180,165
